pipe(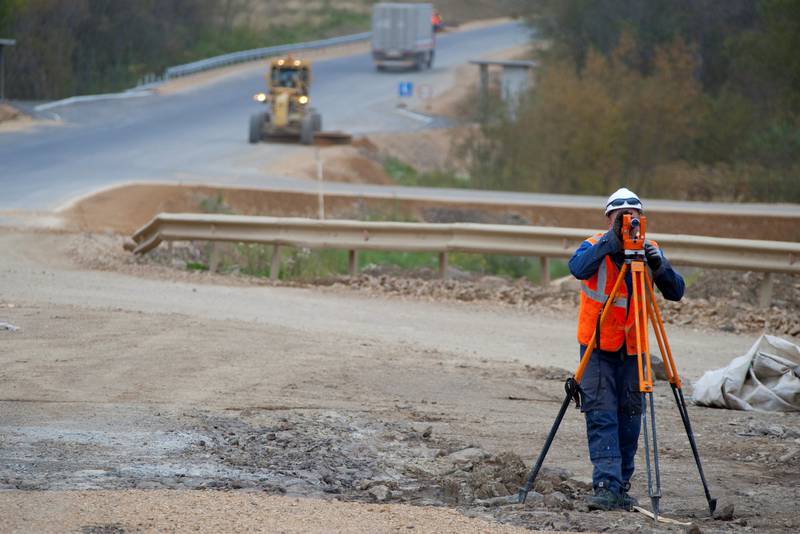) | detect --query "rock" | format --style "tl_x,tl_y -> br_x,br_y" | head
411,423 -> 433,438
475,495 -> 518,507
551,275 -> 580,292
441,477 -> 462,505
447,447 -> 489,465
534,478 -> 554,495
566,476 -> 593,492
368,484 -> 391,501
649,353 -> 669,381
778,447 -> 800,463
573,500 -> 590,513
179,477 -> 207,489
713,502 -> 734,521
136,480 -> 164,490
686,523 -> 702,534
543,490 -> 573,510
540,466 -> 572,481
